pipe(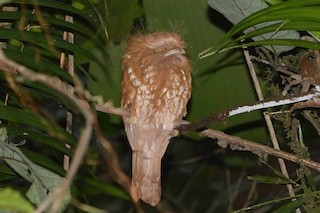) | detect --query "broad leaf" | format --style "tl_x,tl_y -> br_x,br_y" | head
0,127 -> 70,210
208,0 -> 299,54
